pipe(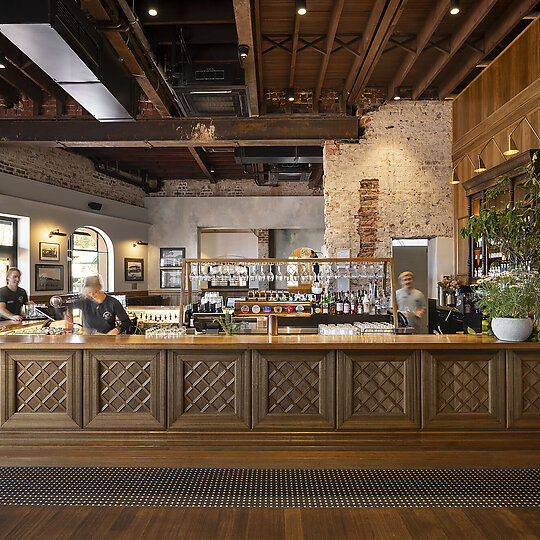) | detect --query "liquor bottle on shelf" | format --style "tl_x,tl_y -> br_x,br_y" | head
343,292 -> 350,314
336,292 -> 344,314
